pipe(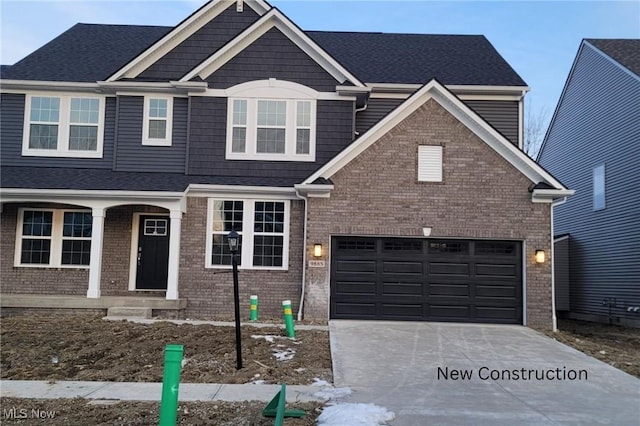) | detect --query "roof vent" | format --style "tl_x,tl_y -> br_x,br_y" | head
236,0 -> 243,12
